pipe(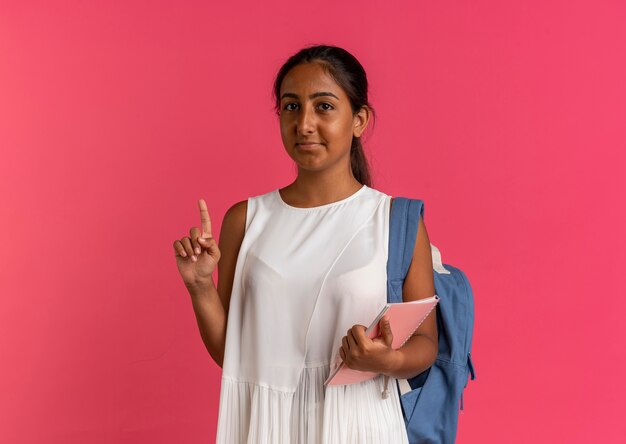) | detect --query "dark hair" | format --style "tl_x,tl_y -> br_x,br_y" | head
272,44 -> 376,187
